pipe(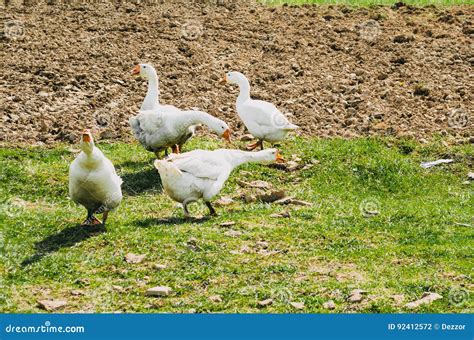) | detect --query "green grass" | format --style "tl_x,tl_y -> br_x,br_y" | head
0,137 -> 473,313
263,0 -> 473,6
